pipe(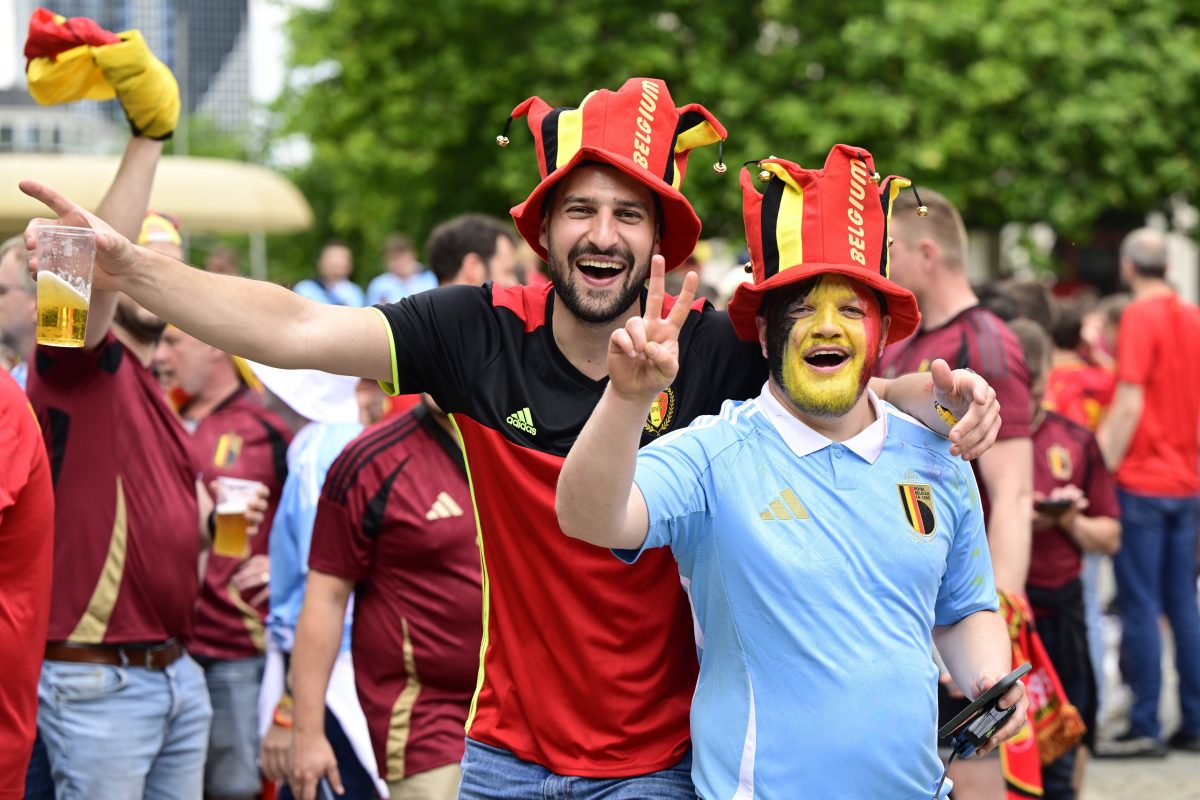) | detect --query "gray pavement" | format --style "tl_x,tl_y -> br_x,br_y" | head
1079,561 -> 1200,798
1083,751 -> 1200,800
